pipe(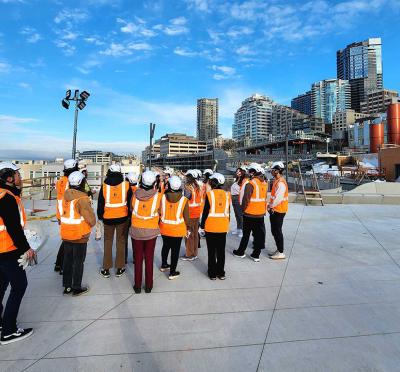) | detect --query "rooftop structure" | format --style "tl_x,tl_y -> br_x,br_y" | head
6,201 -> 400,371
